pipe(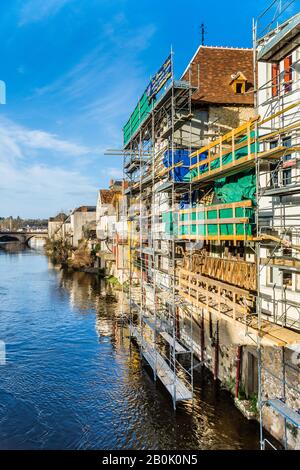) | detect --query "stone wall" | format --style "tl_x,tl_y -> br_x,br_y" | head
260,346 -> 300,449
181,308 -> 300,449
208,105 -> 255,136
